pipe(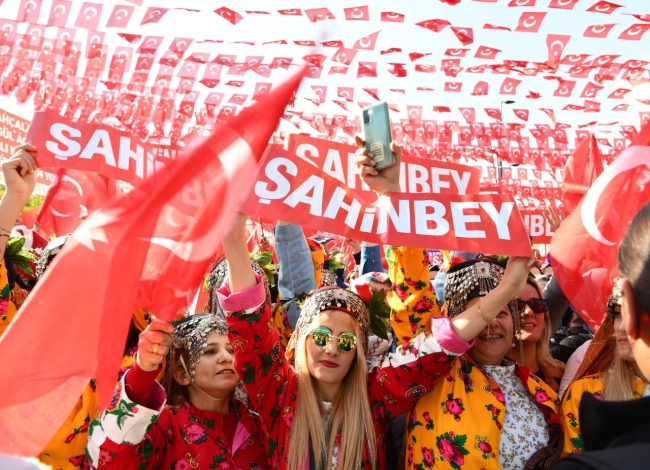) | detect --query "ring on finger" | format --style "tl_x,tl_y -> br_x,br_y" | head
152,343 -> 159,355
